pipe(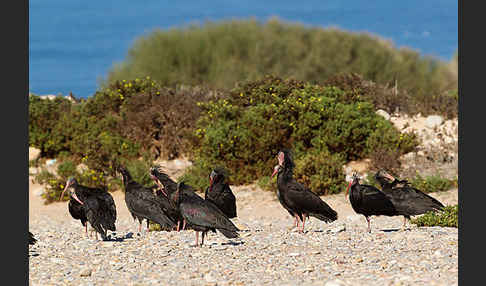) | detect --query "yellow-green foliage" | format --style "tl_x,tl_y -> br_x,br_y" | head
105,18 -> 456,115
182,75 -> 418,194
411,205 -> 458,228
